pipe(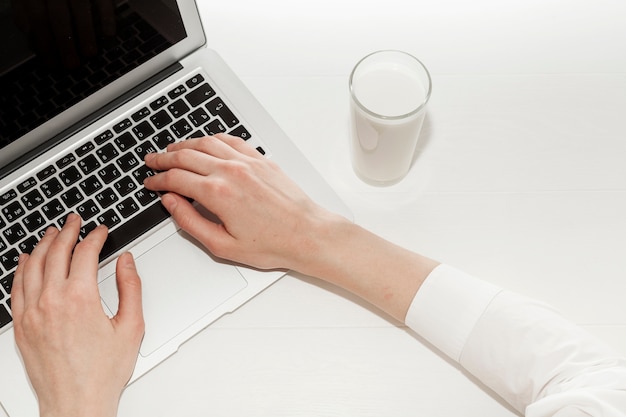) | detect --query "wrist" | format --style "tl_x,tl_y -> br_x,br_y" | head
290,209 -> 439,322
289,208 -> 355,278
38,389 -> 120,417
